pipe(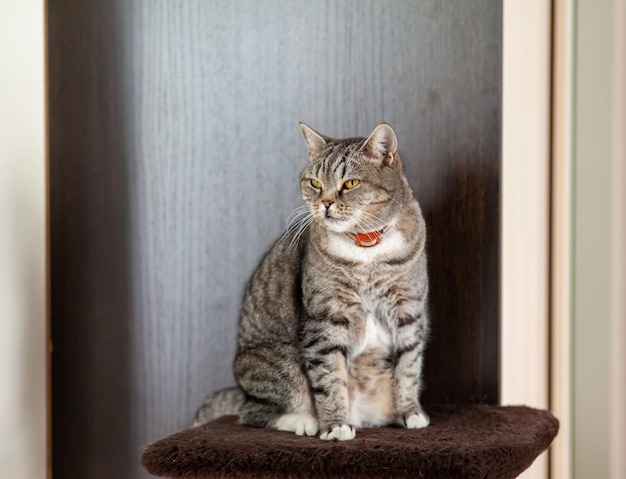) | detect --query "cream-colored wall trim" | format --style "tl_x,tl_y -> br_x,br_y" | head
609,1 -> 626,477
501,1 -> 551,478
0,1 -> 47,478
551,0 -> 574,477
